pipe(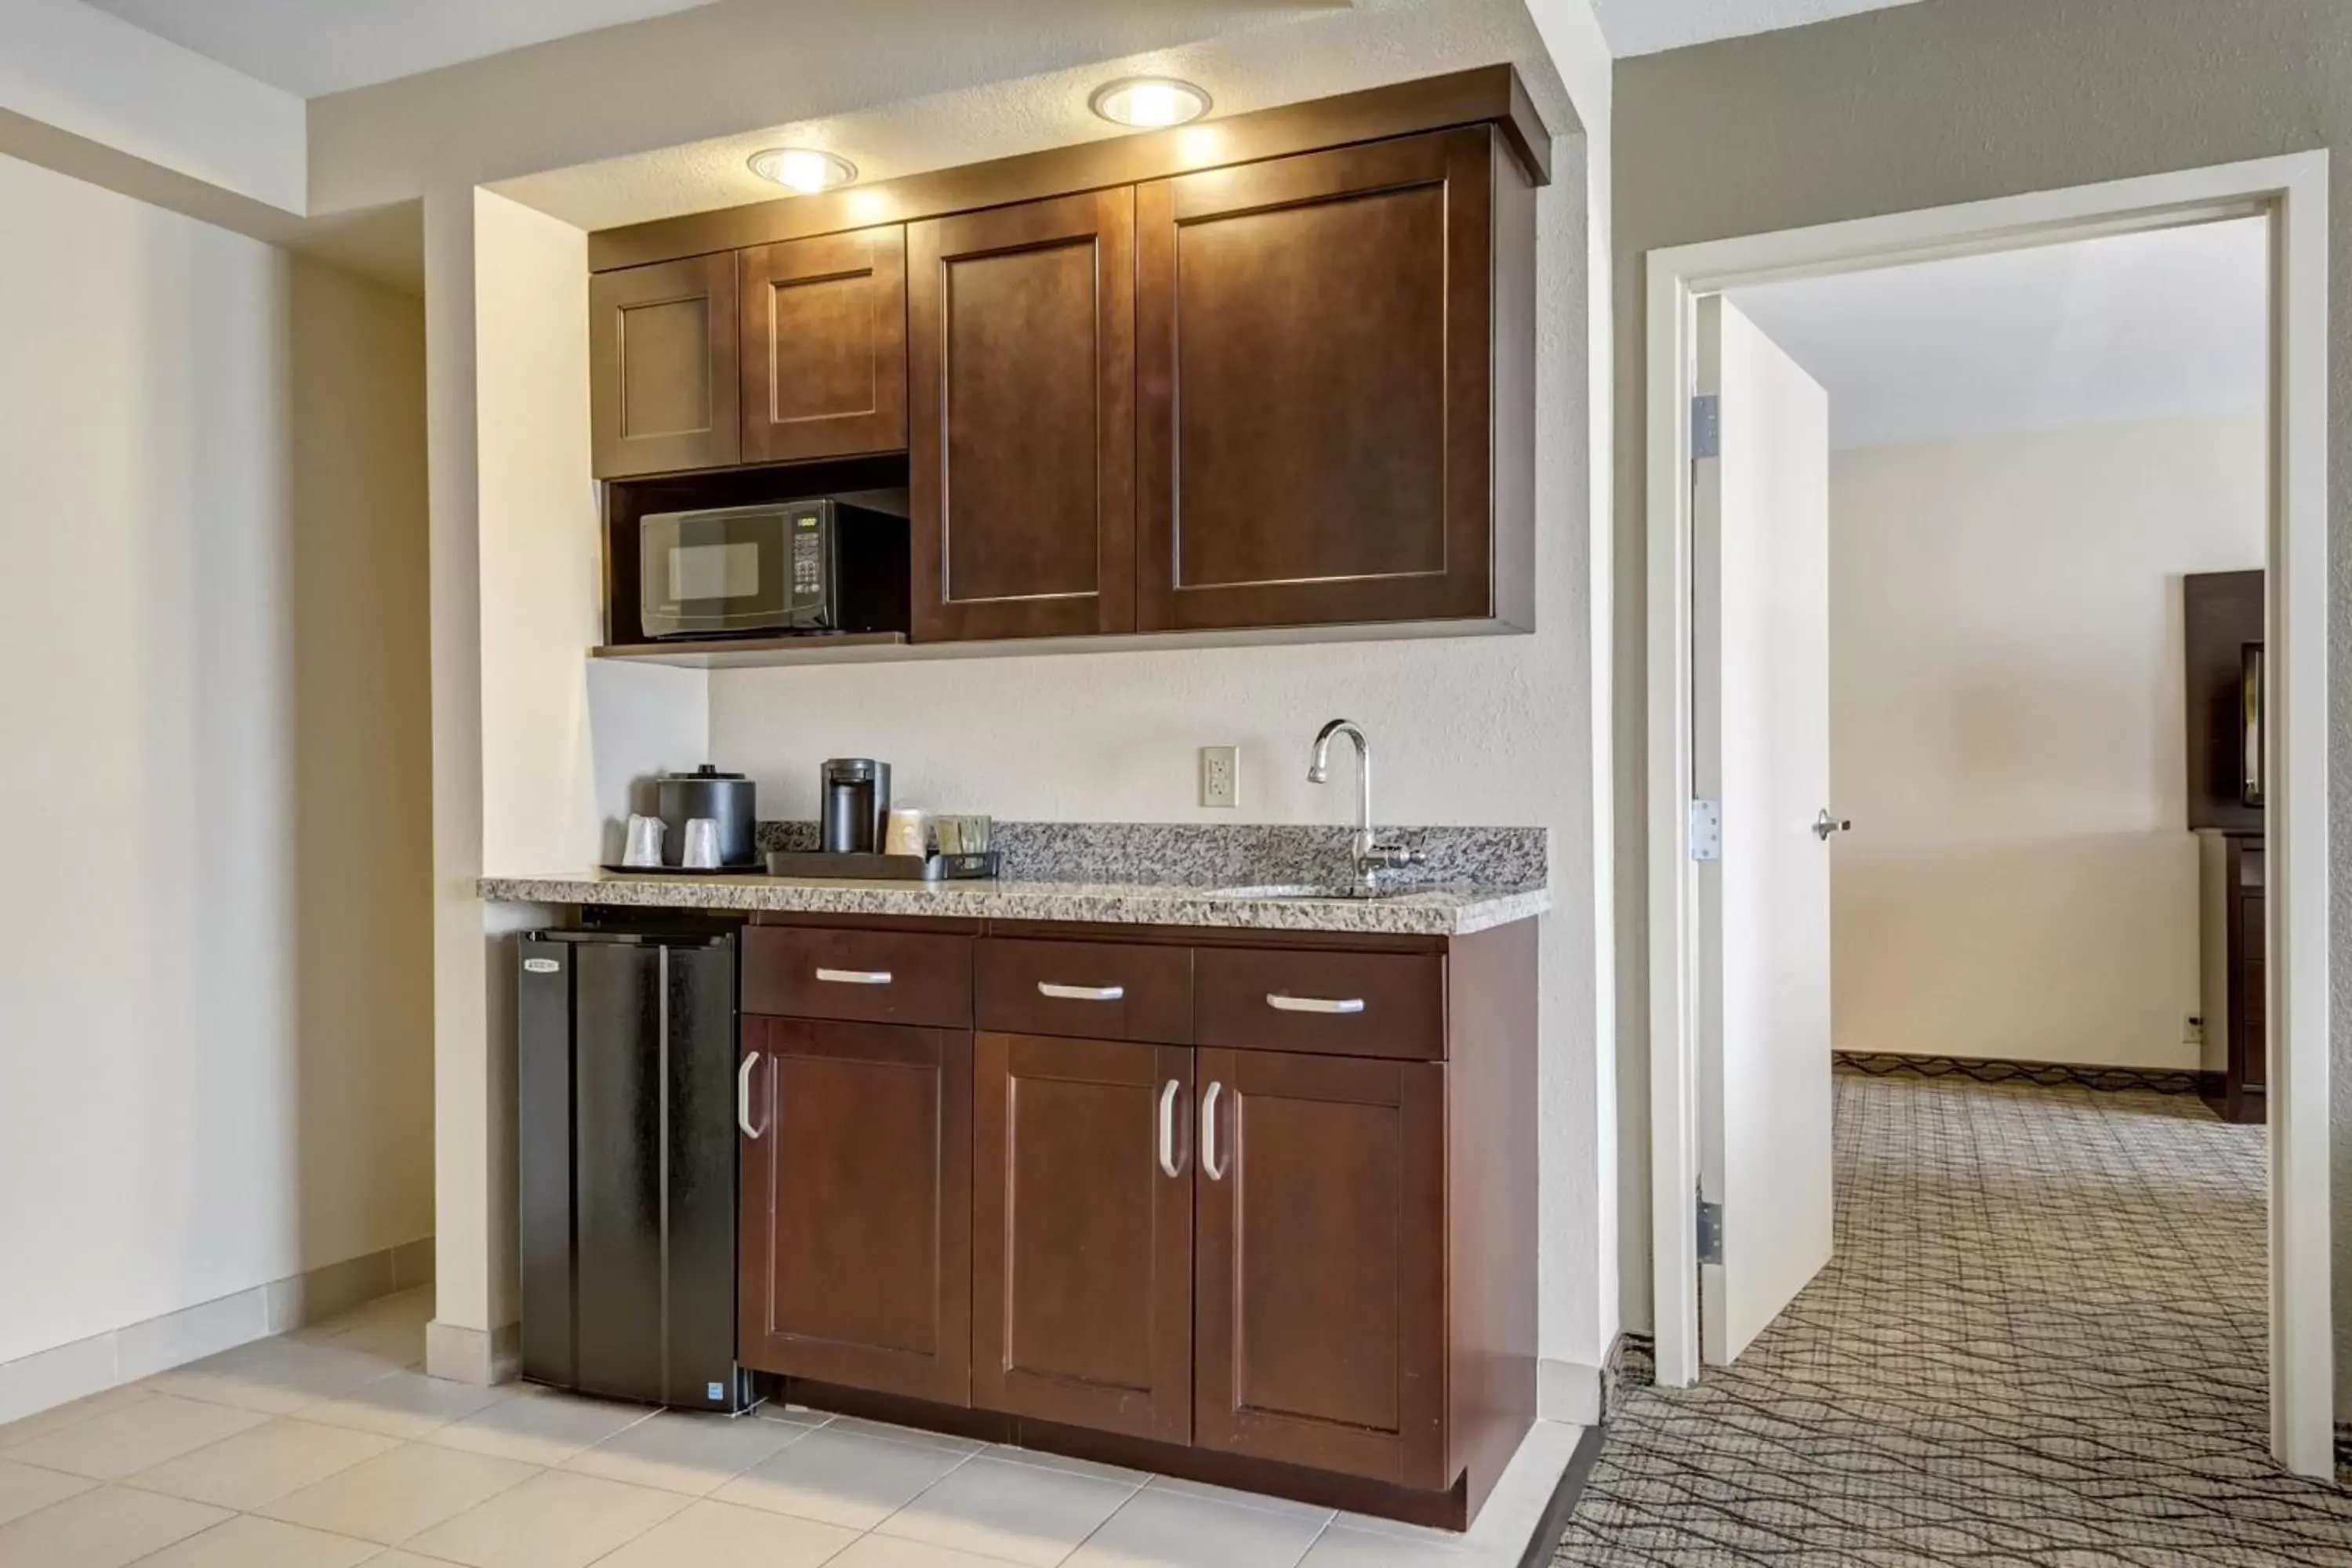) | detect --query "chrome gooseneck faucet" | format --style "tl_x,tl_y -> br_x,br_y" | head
1308,719 -> 1422,895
